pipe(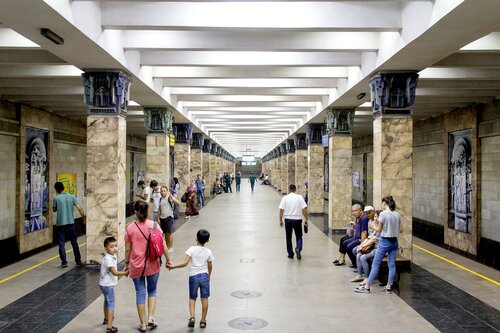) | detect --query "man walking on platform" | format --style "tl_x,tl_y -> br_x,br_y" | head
53,182 -> 86,268
249,173 -> 256,192
279,184 -> 308,260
